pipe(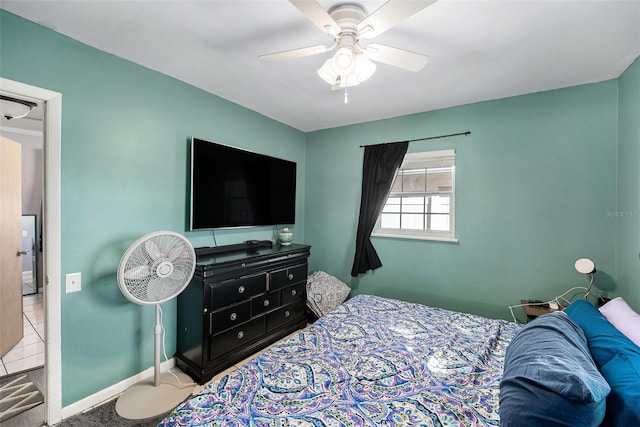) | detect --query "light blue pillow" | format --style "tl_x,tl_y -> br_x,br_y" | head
565,299 -> 640,427
500,312 -> 610,427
